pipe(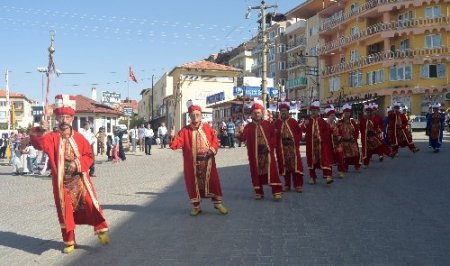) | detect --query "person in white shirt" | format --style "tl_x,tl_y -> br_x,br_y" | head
23,143 -> 38,175
144,124 -> 154,155
157,122 -> 168,149
138,124 -> 145,152
129,126 -> 138,152
79,122 -> 96,176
